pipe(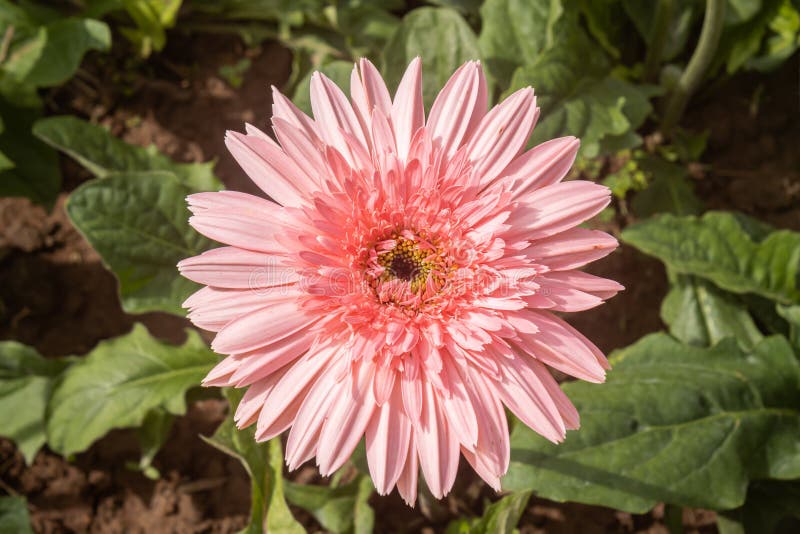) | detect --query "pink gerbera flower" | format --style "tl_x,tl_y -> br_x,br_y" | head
178,58 -> 622,504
